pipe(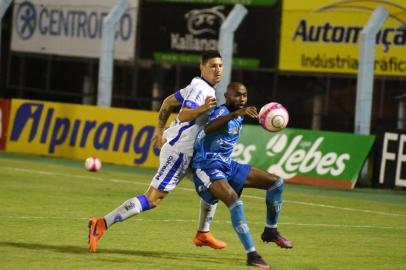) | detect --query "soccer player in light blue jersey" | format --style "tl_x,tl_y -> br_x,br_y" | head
88,51 -> 226,252
192,82 -> 293,269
